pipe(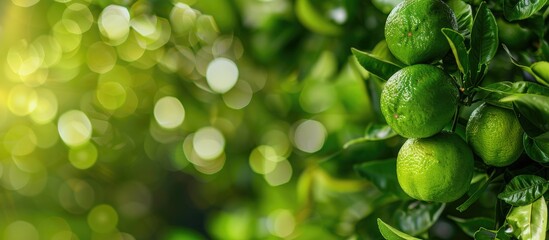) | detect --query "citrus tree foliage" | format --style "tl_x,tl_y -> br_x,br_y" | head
0,0 -> 548,239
